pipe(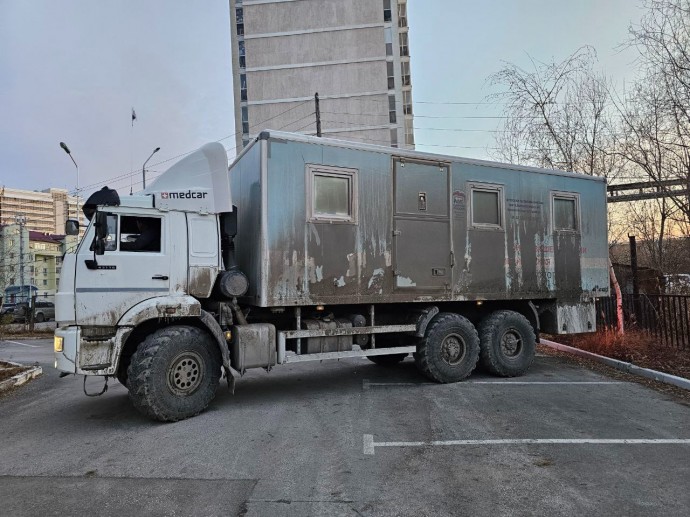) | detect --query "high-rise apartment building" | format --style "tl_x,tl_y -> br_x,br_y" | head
229,0 -> 414,151
0,187 -> 80,235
